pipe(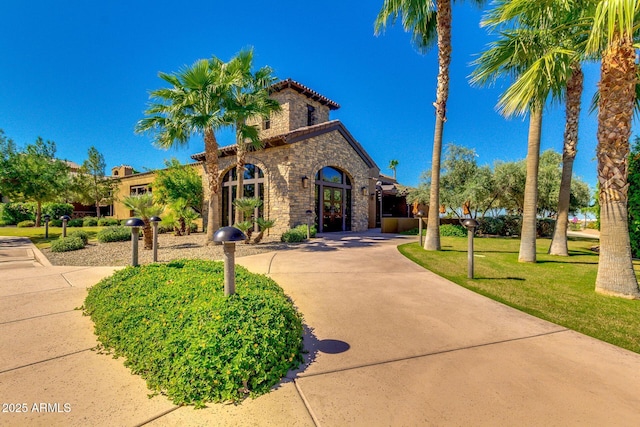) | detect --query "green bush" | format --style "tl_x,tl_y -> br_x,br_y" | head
68,230 -> 89,245
97,217 -> 120,226
281,224 -> 316,242
537,218 -> 555,238
50,219 -> 62,227
17,220 -> 35,228
477,217 -> 505,236
97,226 -> 131,243
83,216 -> 98,227
50,236 -> 85,252
67,218 -> 83,227
83,260 -> 304,407
42,202 -> 73,219
440,224 -> 467,237
1,202 -> 36,225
